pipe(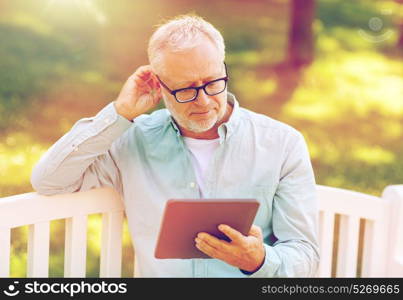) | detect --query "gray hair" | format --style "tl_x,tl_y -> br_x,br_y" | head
148,14 -> 225,74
